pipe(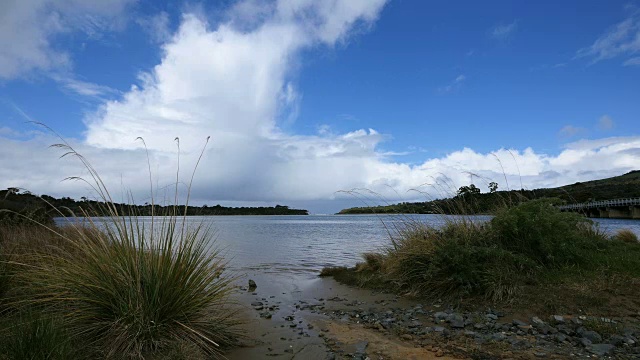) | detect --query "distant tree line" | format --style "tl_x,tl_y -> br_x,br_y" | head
0,189 -> 308,225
